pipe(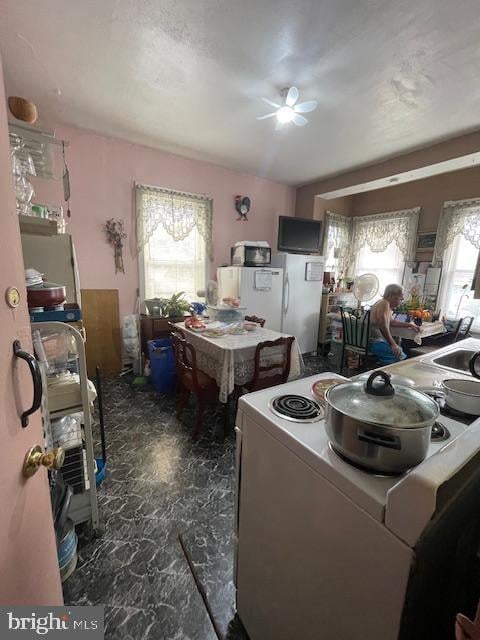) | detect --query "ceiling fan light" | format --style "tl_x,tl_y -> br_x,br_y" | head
277,106 -> 295,123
